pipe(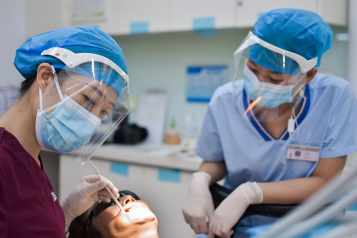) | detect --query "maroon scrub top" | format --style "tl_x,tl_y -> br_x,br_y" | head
0,127 -> 65,238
